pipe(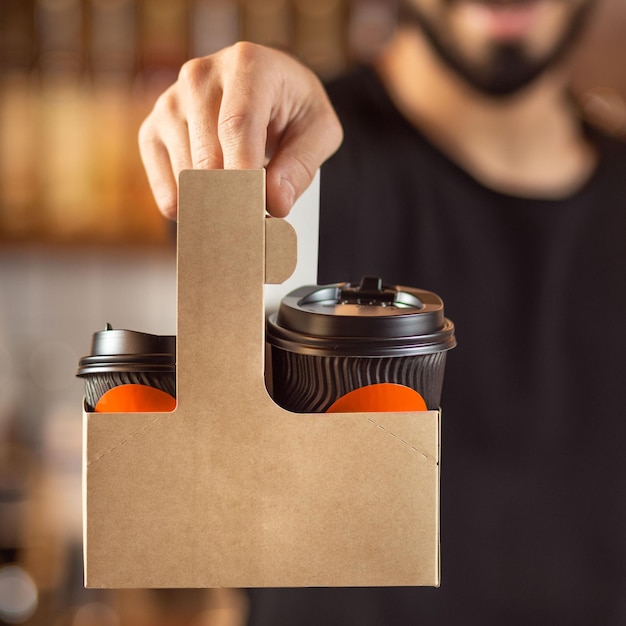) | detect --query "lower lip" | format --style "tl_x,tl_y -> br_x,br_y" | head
459,1 -> 545,40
